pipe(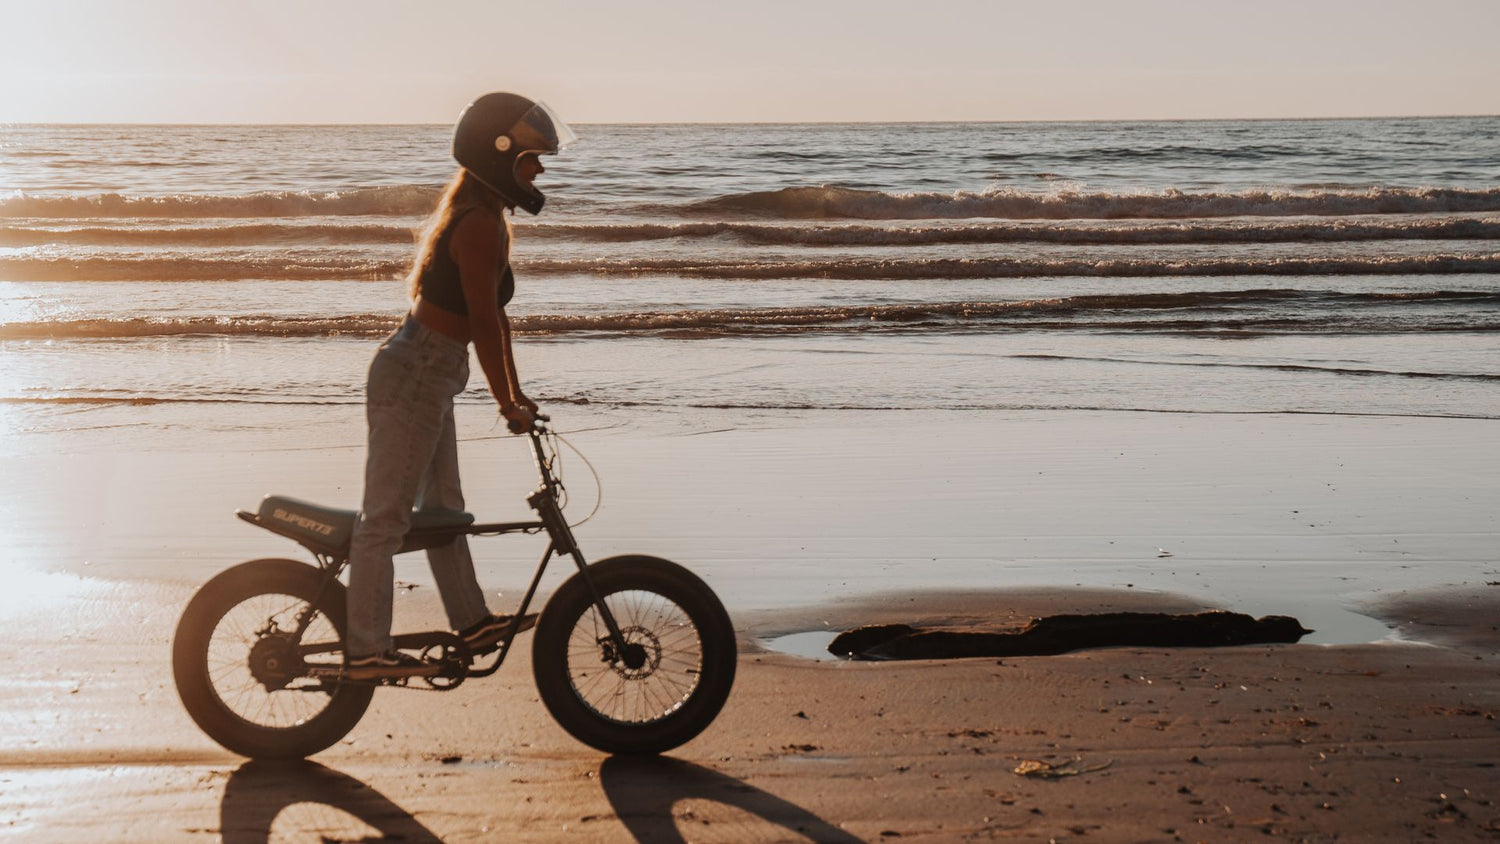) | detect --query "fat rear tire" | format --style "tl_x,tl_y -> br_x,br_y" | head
533,555 -> 735,755
173,559 -> 374,759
